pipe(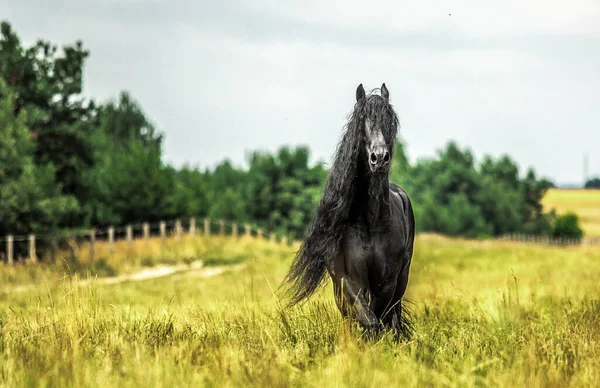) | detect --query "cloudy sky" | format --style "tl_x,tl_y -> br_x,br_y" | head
3,0 -> 600,185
